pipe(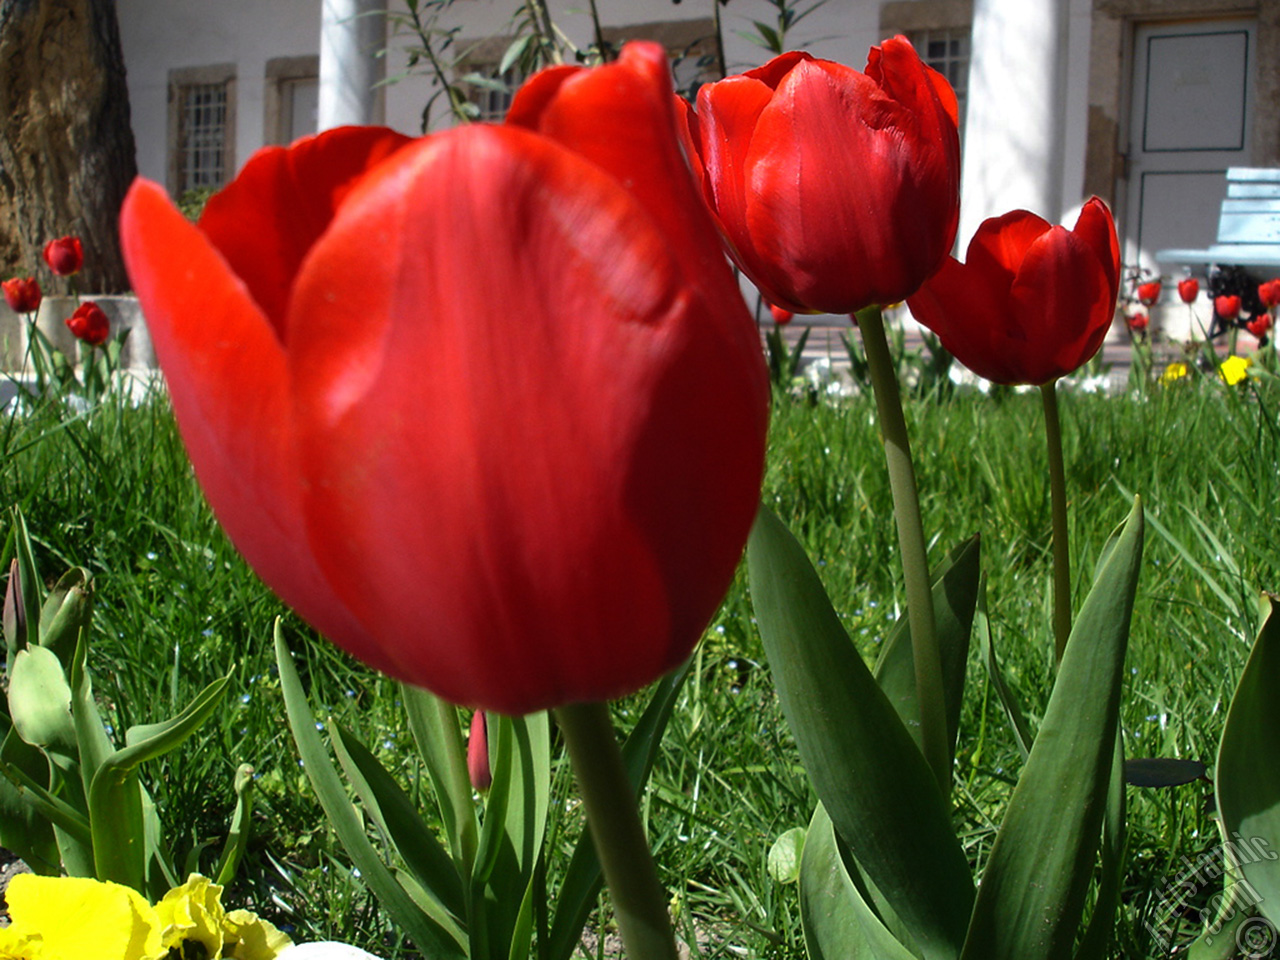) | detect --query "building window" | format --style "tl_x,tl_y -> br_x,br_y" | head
912,27 -> 970,134
467,61 -> 527,122
266,56 -> 321,145
168,65 -> 236,200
